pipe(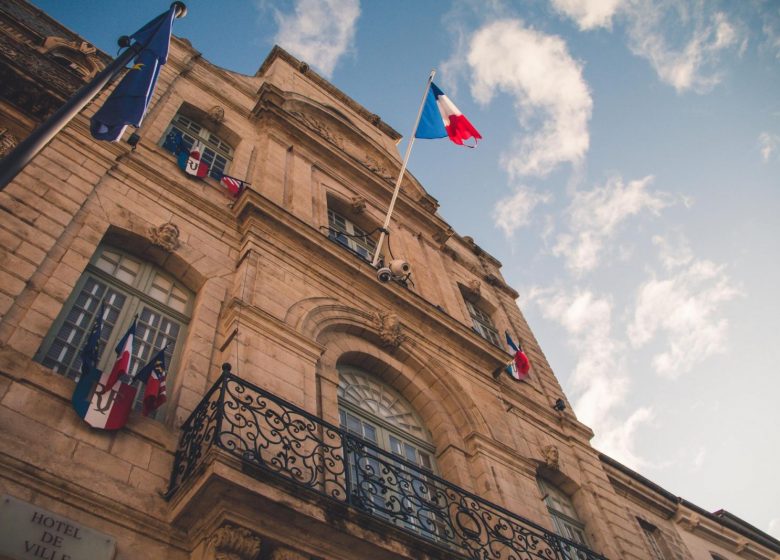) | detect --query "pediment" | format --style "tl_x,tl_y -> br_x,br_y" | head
256,85 -> 437,213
